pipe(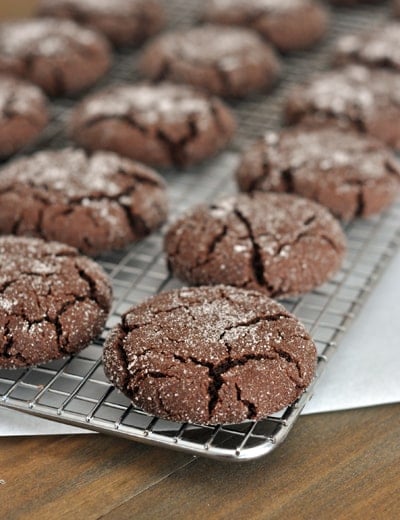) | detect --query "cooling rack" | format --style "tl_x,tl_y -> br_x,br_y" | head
1,0 -> 399,461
